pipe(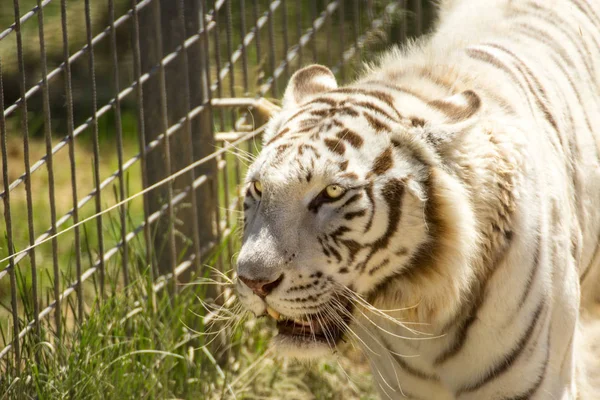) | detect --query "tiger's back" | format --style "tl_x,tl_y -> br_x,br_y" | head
360,0 -> 600,397
235,1 -> 600,399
